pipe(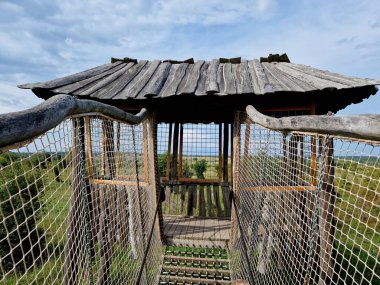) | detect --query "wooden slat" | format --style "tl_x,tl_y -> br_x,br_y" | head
240,60 -> 254,94
222,63 -> 236,94
216,64 -> 225,95
180,184 -> 187,216
206,185 -> 213,217
54,62 -> 128,94
248,59 -> 276,94
232,63 -> 242,94
218,124 -> 223,180
166,123 -> 173,179
77,62 -> 135,96
199,185 -> 205,217
261,63 -> 293,91
160,63 -> 189,97
125,60 -> 161,98
180,60 -> 205,94
138,62 -> 171,98
21,62 -> 121,89
85,116 -> 93,177
178,124 -> 183,178
241,186 -> 316,191
170,122 -> 180,180
192,185 -> 198,216
222,184 -> 231,217
223,123 -> 229,182
90,178 -> 148,187
213,184 -> 222,217
107,60 -> 151,99
194,61 -> 209,96
93,60 -> 148,99
205,59 -> 220,94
